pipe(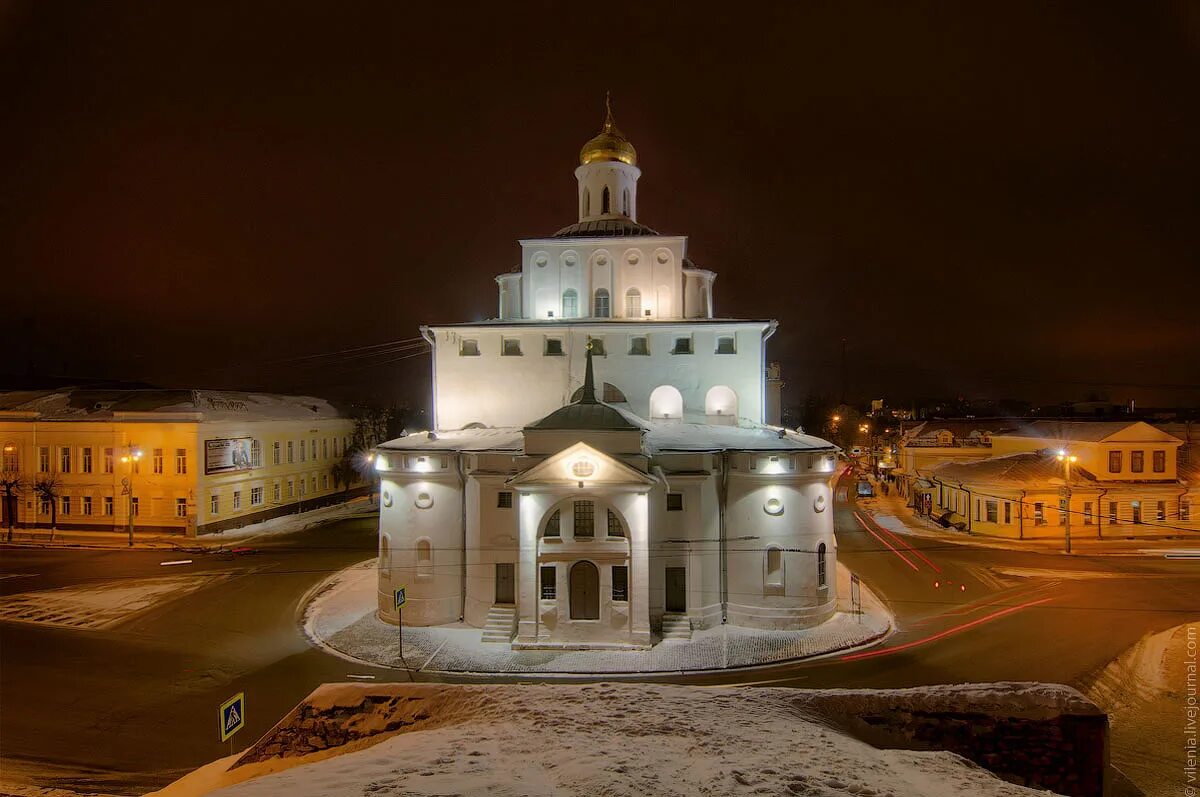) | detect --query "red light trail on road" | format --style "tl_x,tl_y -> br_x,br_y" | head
852,510 -> 942,573
839,596 -> 1055,662
852,511 -> 918,571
